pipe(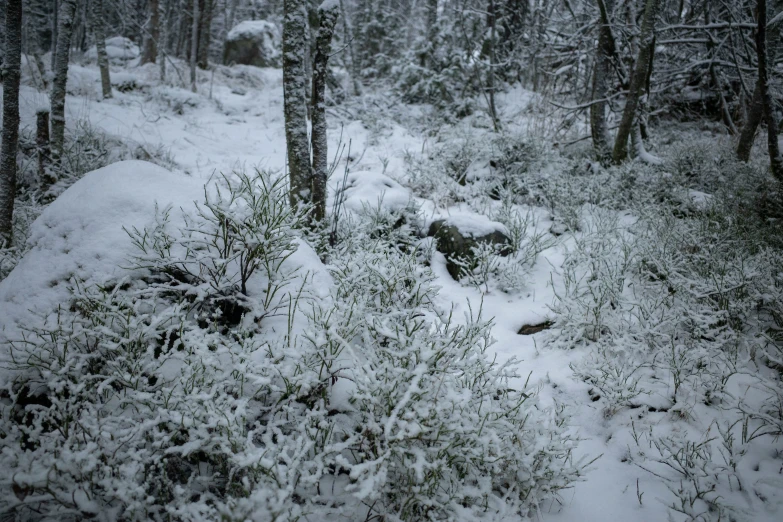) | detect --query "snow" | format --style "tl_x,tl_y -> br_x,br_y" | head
226,20 -> 280,42
431,212 -> 509,238
3,53 -> 783,522
0,161 -> 203,345
84,36 -> 140,63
